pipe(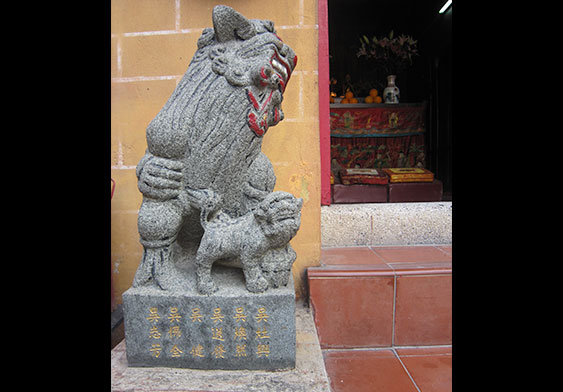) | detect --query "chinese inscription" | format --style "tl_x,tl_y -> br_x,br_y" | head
190,344 -> 204,358
150,343 -> 162,358
168,307 -> 182,323
143,305 -> 272,361
190,307 -> 203,322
